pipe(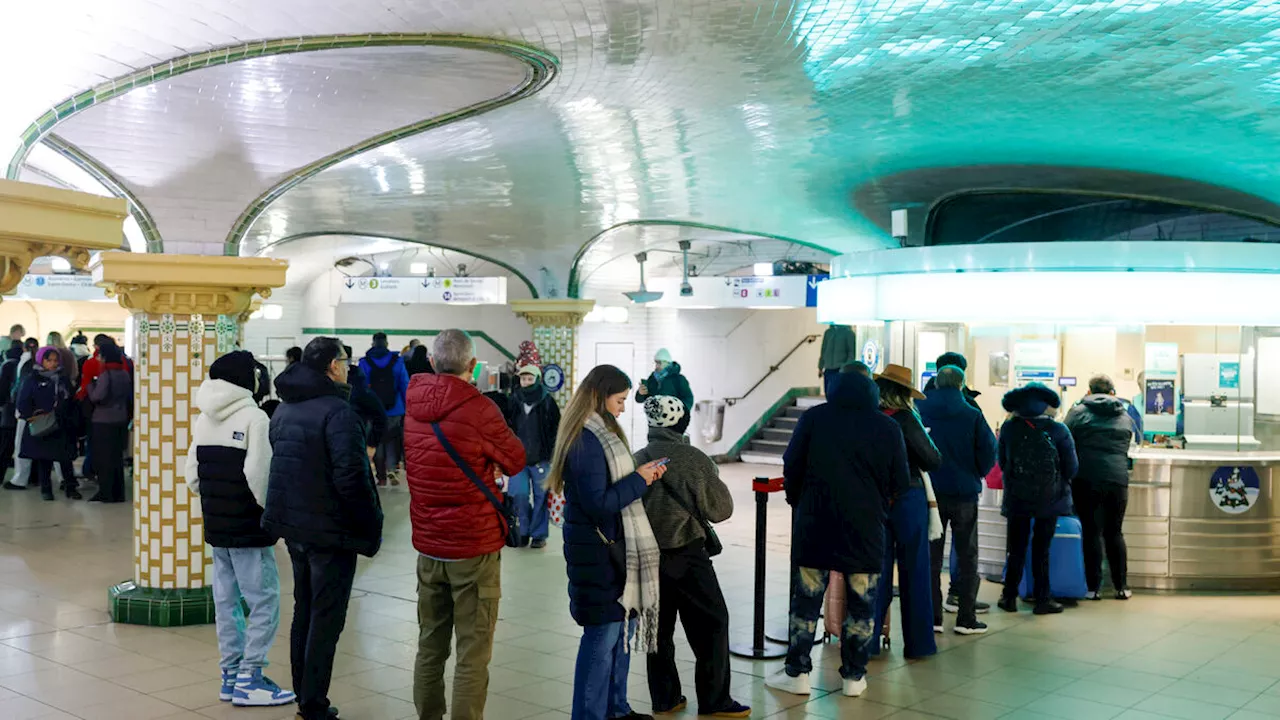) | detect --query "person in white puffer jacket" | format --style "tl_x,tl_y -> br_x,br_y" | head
184,351 -> 295,708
